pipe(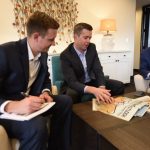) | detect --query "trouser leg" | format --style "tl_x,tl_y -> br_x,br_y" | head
48,95 -> 72,150
0,116 -> 48,150
66,86 -> 95,103
66,88 -> 81,103
105,79 -> 125,96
